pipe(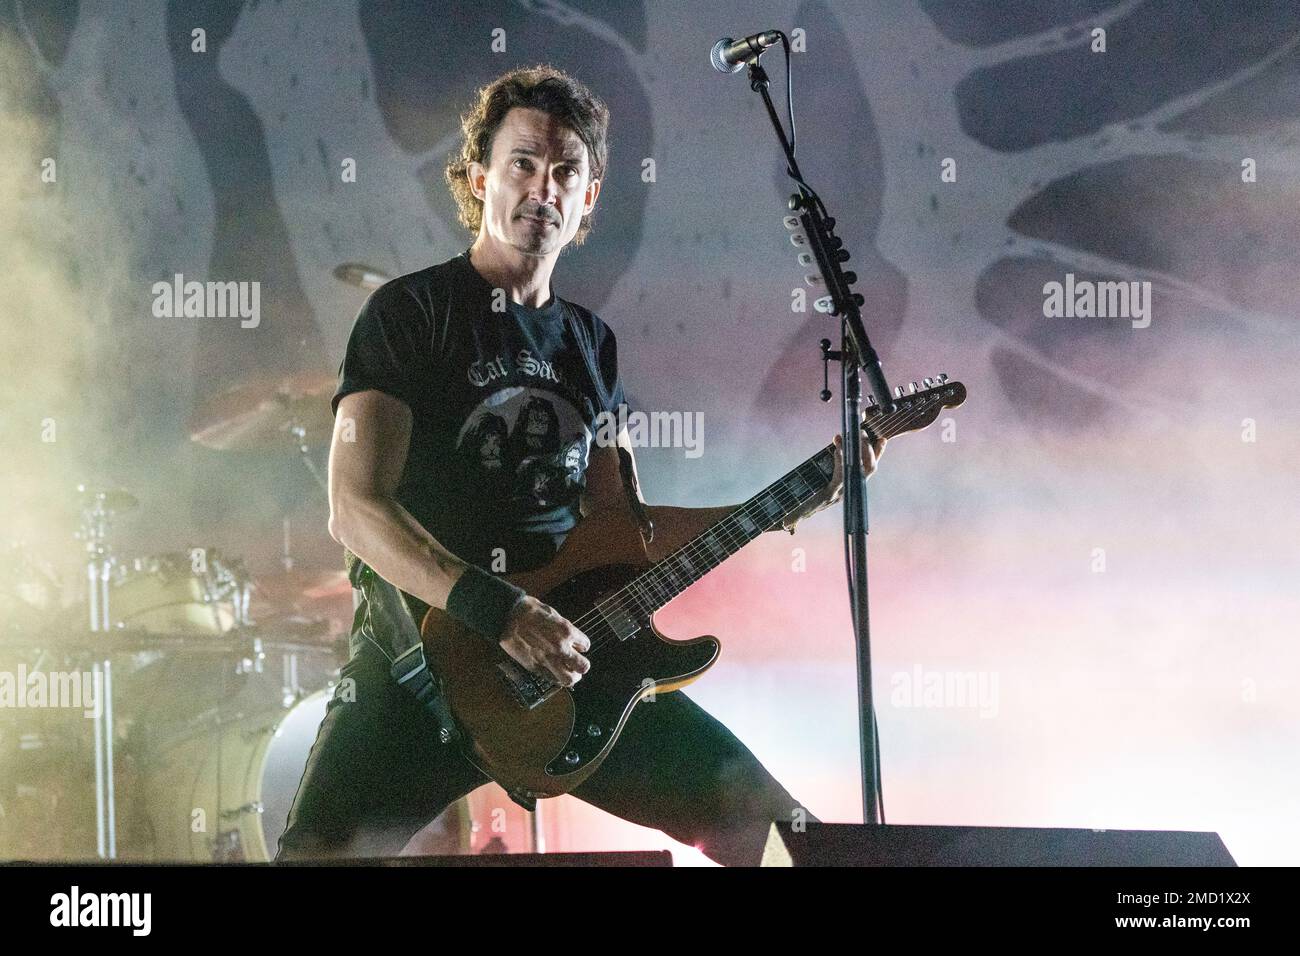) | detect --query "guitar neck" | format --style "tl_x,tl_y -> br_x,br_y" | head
617,444 -> 838,617
581,376 -> 965,635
